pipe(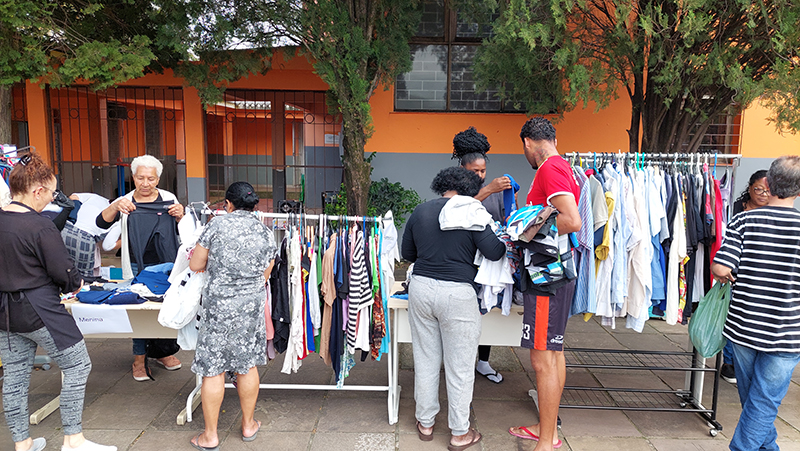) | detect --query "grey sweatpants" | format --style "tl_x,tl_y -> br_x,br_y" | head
408,275 -> 481,436
0,327 -> 92,442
